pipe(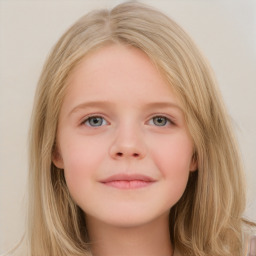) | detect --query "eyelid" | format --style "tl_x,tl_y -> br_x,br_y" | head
147,114 -> 176,125
80,113 -> 110,127
79,113 -> 176,127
